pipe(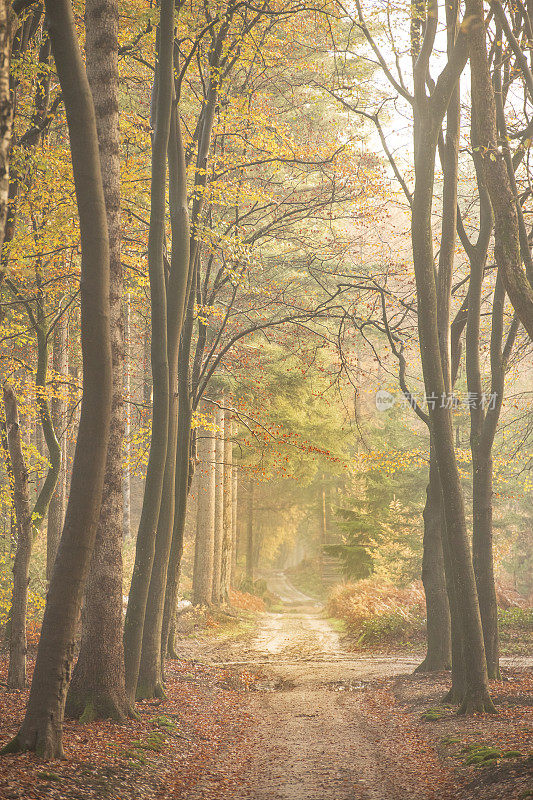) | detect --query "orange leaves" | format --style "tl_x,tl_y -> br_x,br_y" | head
0,653 -> 252,800
228,587 -> 266,611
